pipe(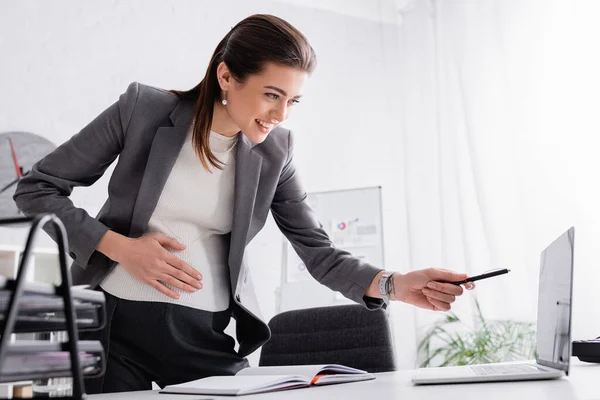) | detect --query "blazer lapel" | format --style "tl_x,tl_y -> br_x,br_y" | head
229,133 -> 262,290
129,100 -> 193,237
